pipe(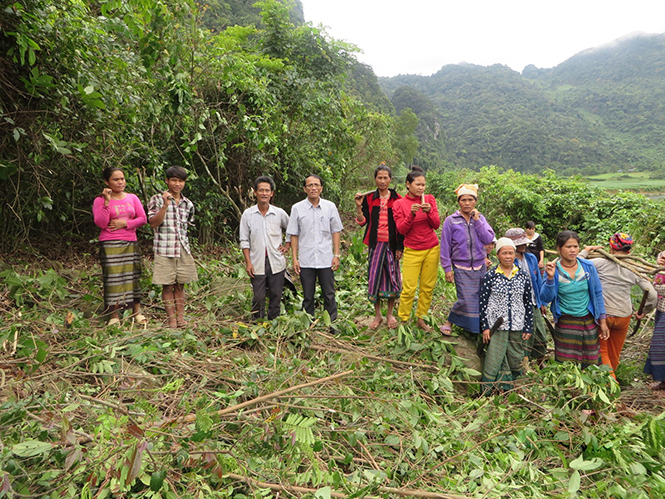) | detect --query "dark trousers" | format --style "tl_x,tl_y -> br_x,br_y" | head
300,267 -> 337,321
250,257 -> 285,320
